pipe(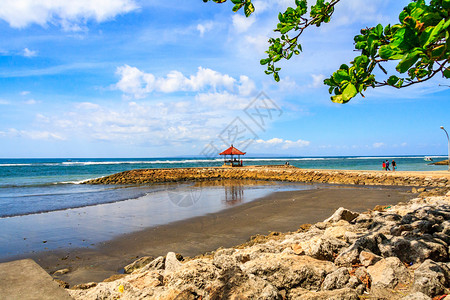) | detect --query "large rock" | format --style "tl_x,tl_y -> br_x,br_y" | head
412,259 -> 450,297
165,252 -> 182,274
367,257 -> 412,289
401,292 -> 431,300
299,236 -> 348,261
240,253 -> 336,290
321,267 -> 350,290
324,207 -> 359,223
